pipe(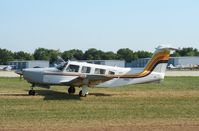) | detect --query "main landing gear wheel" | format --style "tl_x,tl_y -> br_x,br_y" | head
28,90 -> 35,96
68,86 -> 76,94
79,90 -> 87,97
